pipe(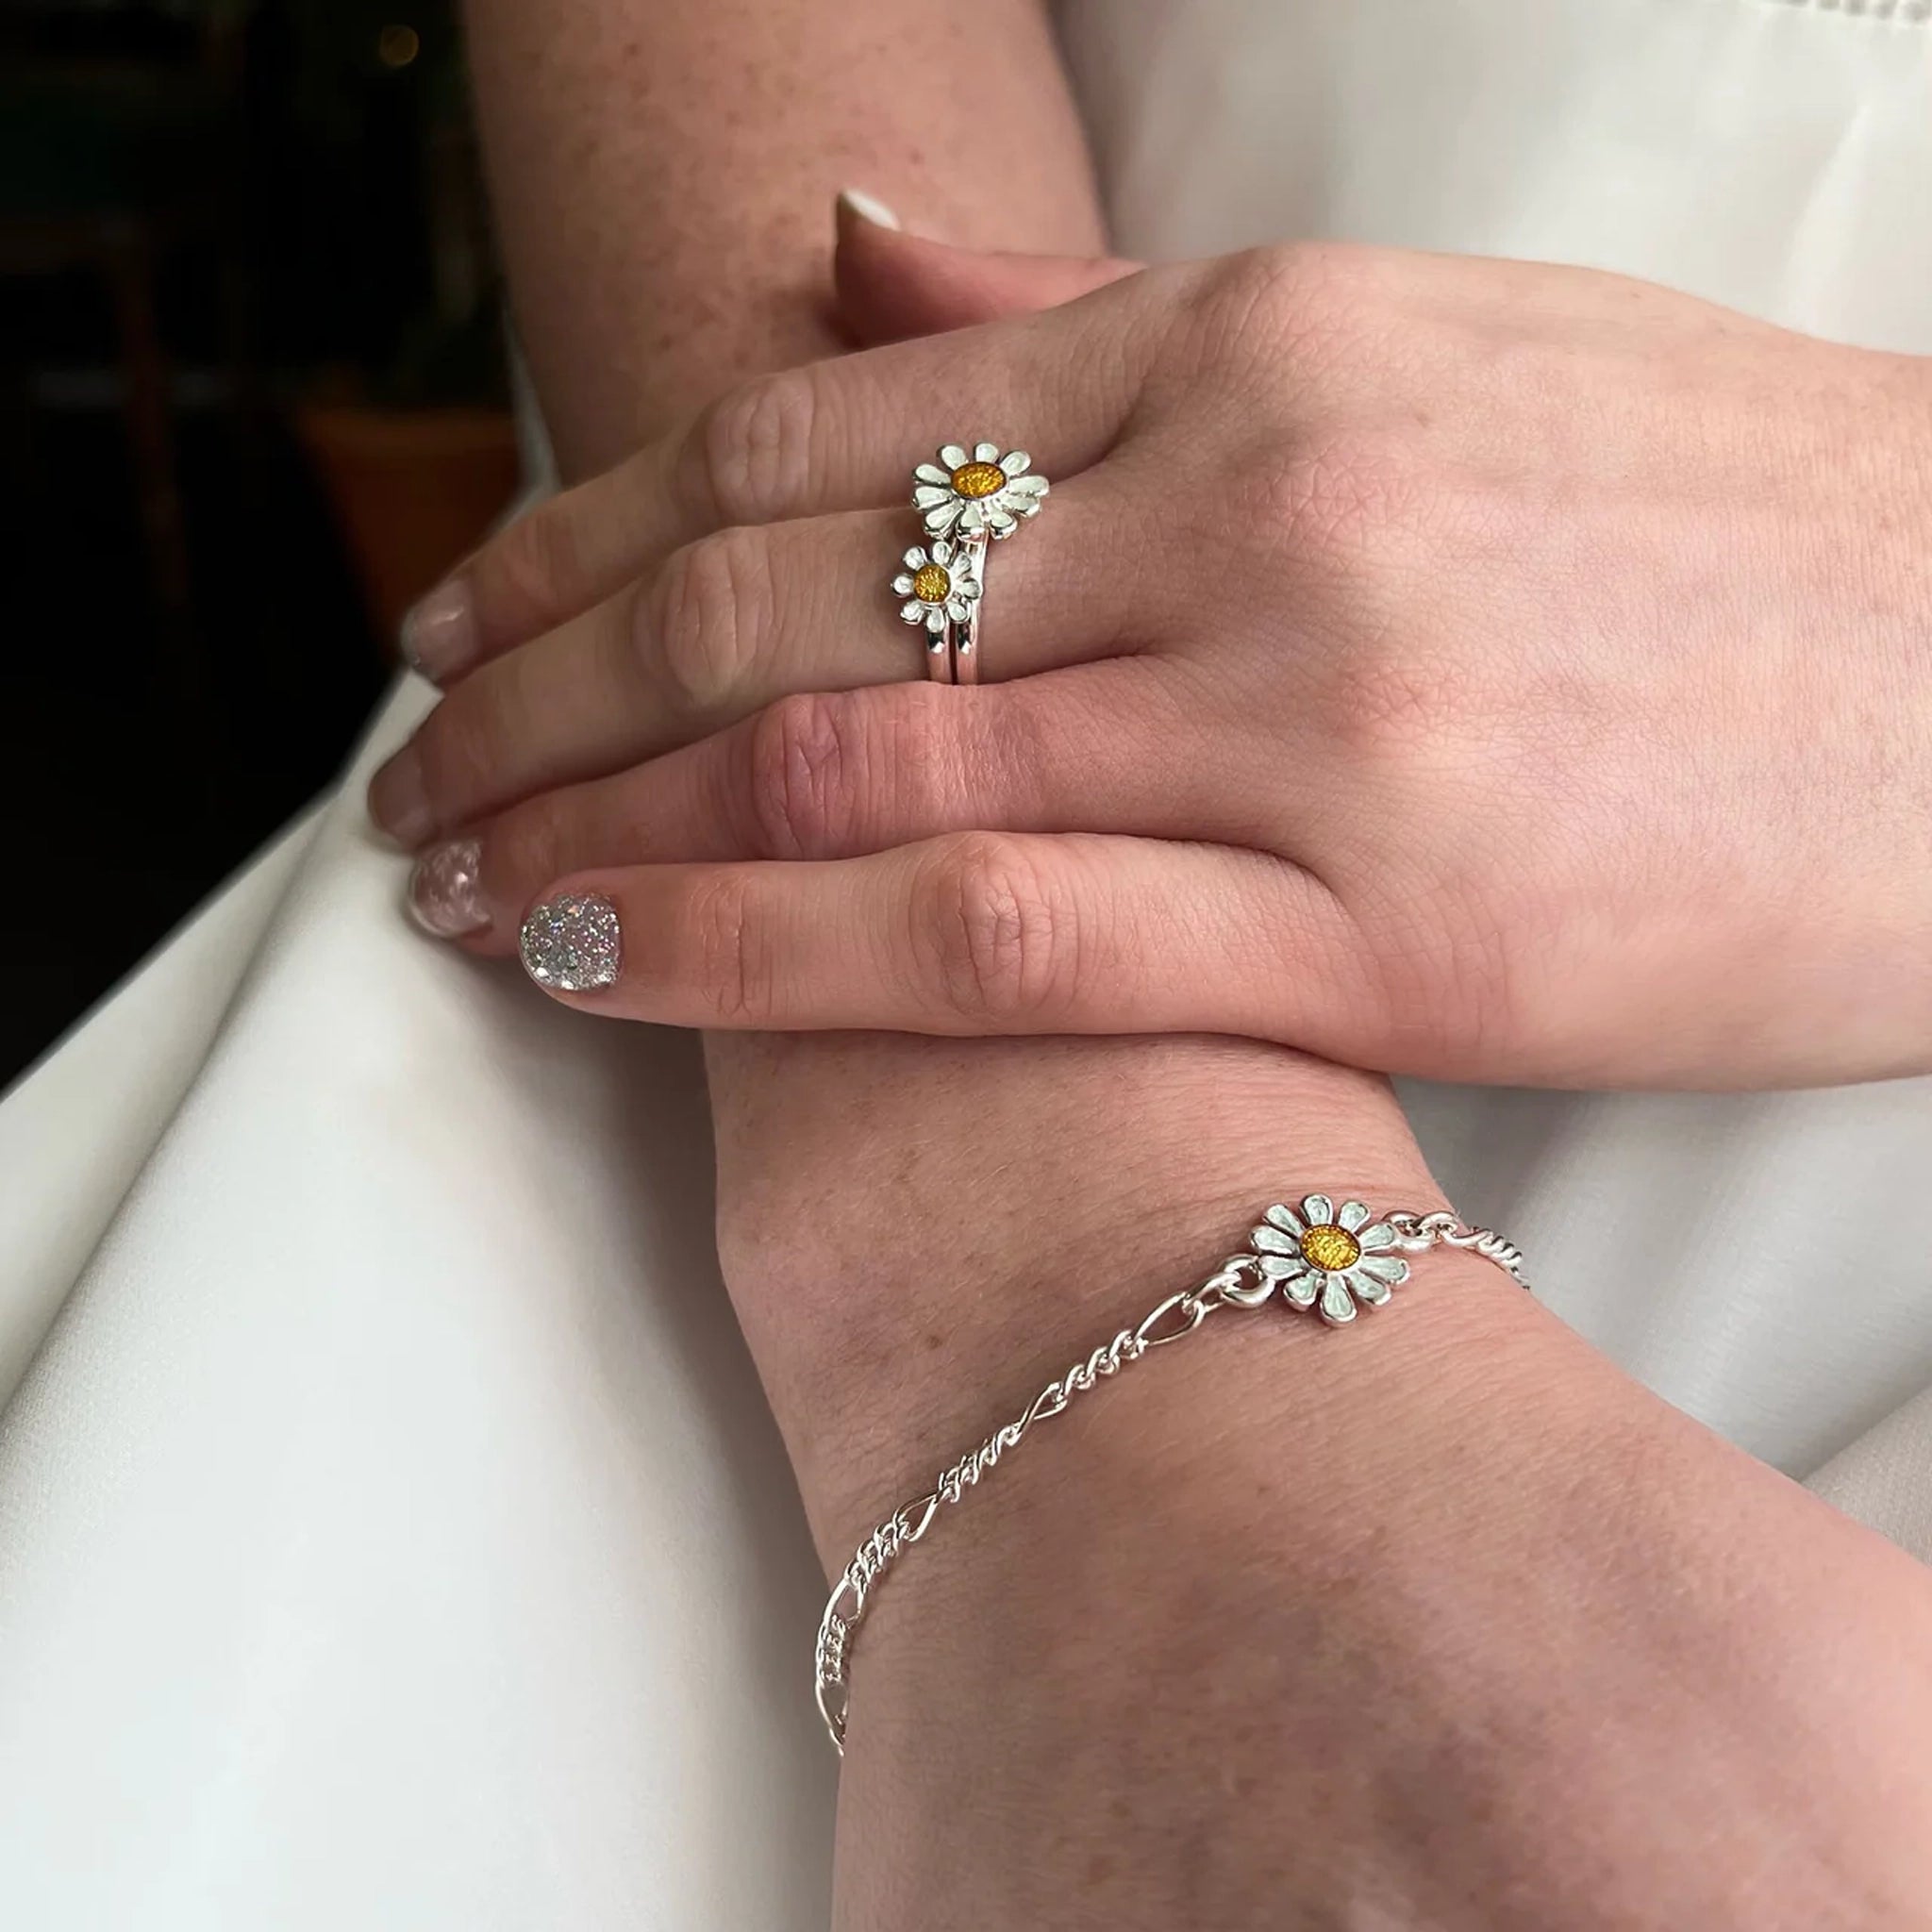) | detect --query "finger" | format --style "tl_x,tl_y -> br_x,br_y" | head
369,470 -> 1152,846
402,660 -> 1211,945
507,833 -> 1363,1056
408,255 -> 1194,680
832,204 -> 1142,343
